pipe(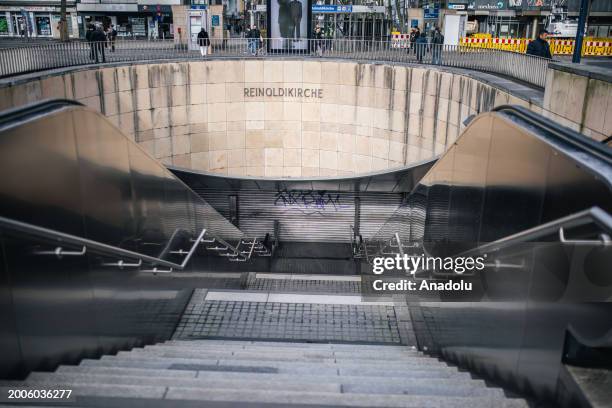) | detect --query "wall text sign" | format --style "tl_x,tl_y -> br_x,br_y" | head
244,87 -> 323,98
